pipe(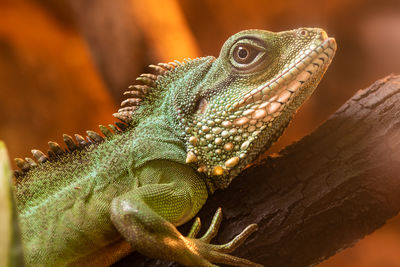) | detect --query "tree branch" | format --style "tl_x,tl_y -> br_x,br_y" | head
114,74 -> 400,266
